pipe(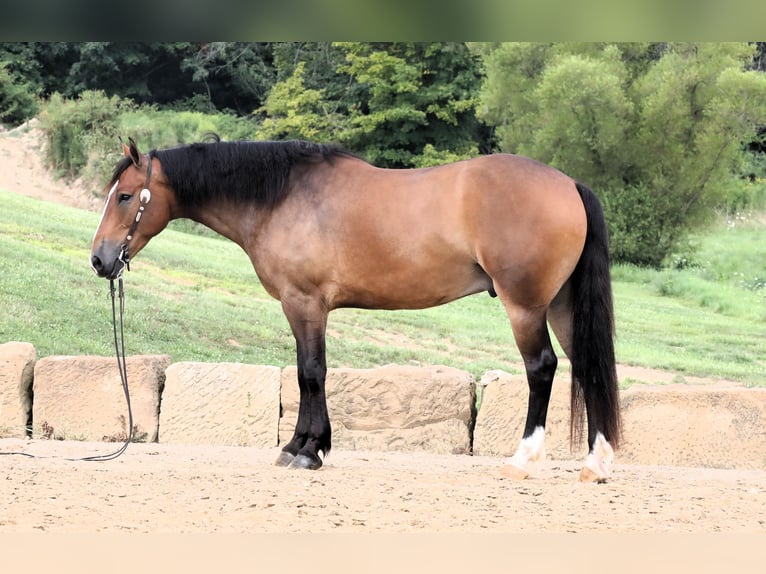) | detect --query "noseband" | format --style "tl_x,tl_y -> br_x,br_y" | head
118,151 -> 154,273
